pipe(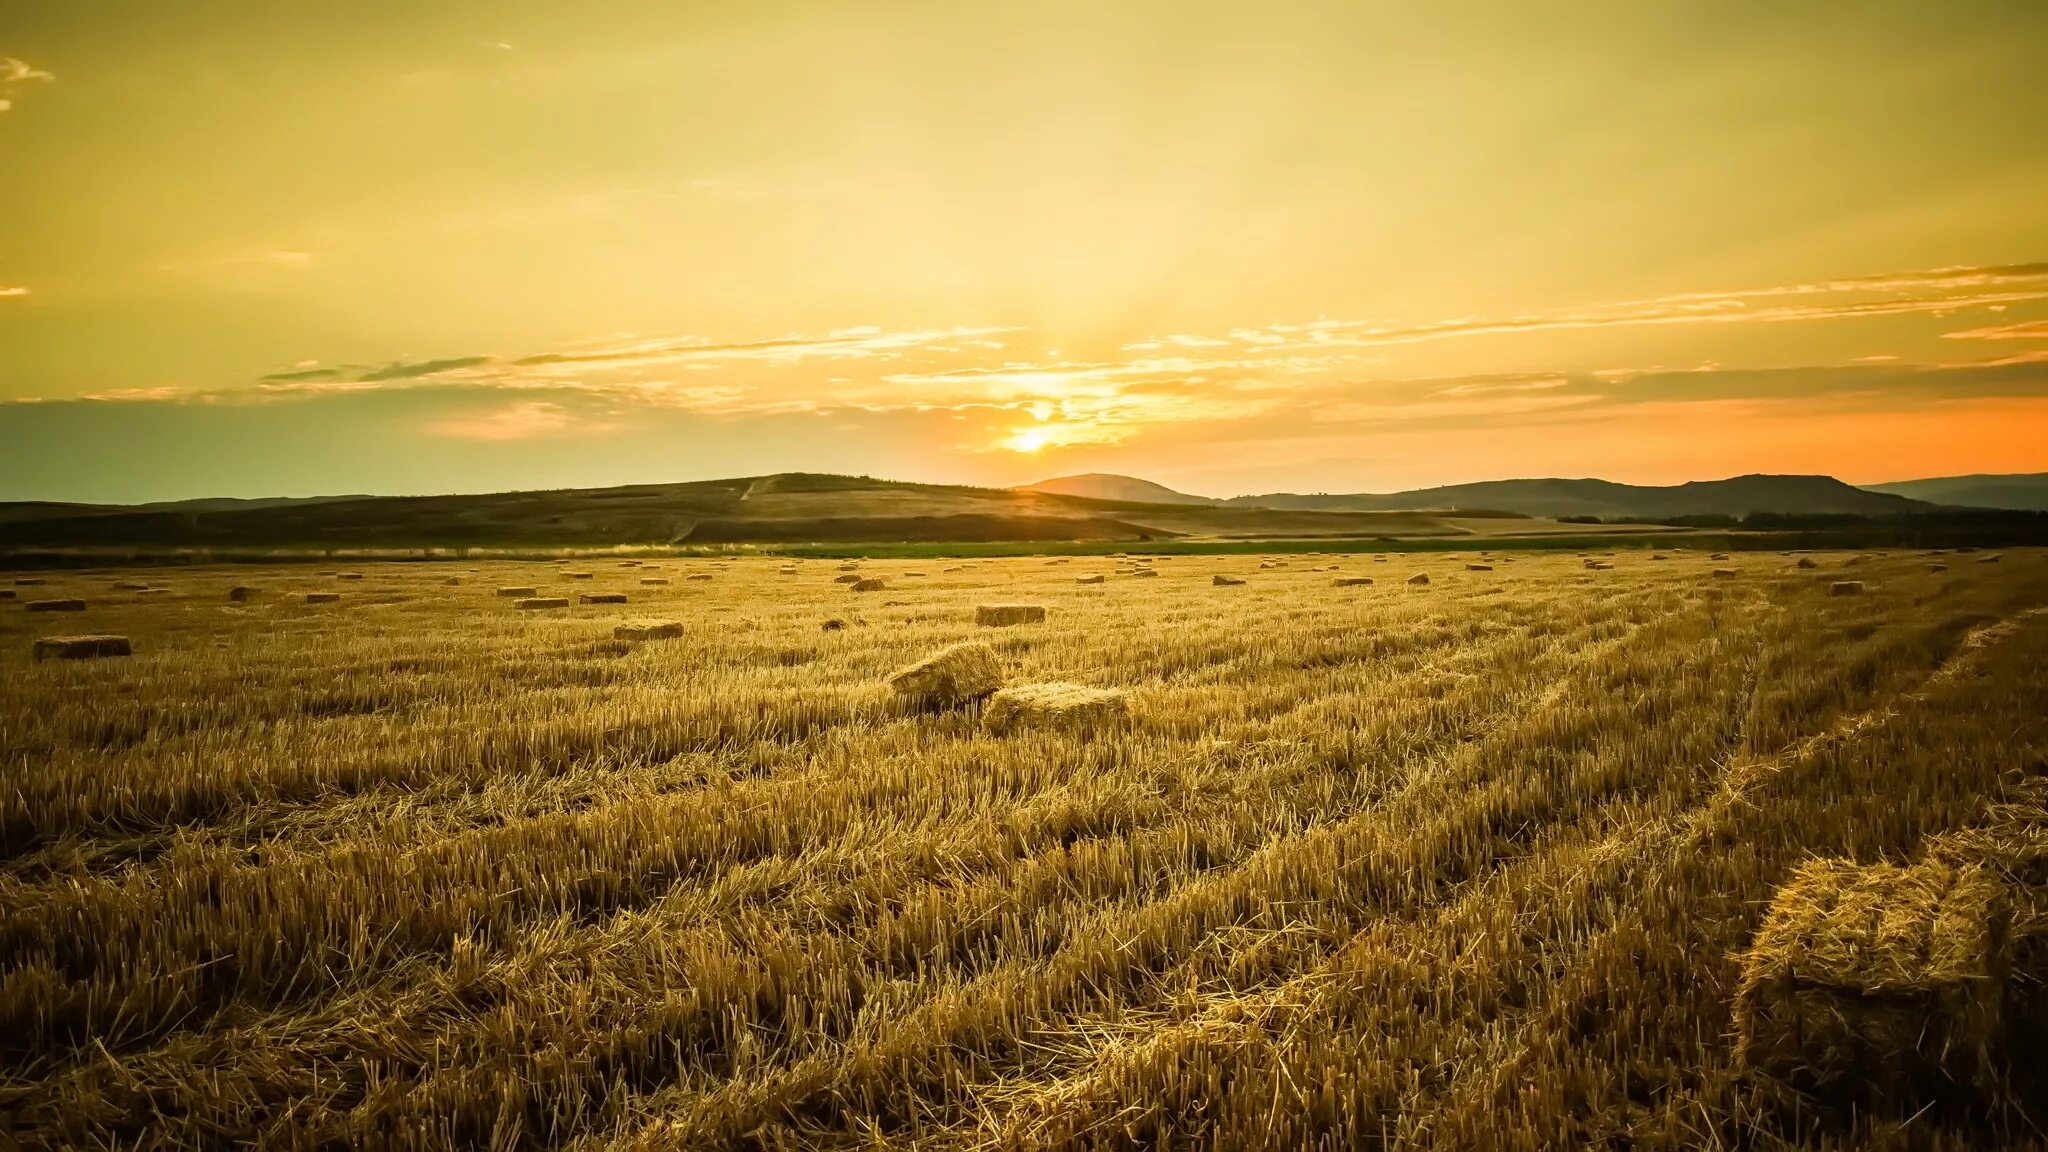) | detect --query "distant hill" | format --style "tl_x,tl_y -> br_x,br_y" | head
1021,474 -> 1216,505
1862,473 -> 2048,511
1224,474 -> 1929,519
